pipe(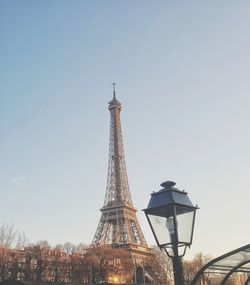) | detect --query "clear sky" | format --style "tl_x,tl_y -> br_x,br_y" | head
1,1 -> 250,259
